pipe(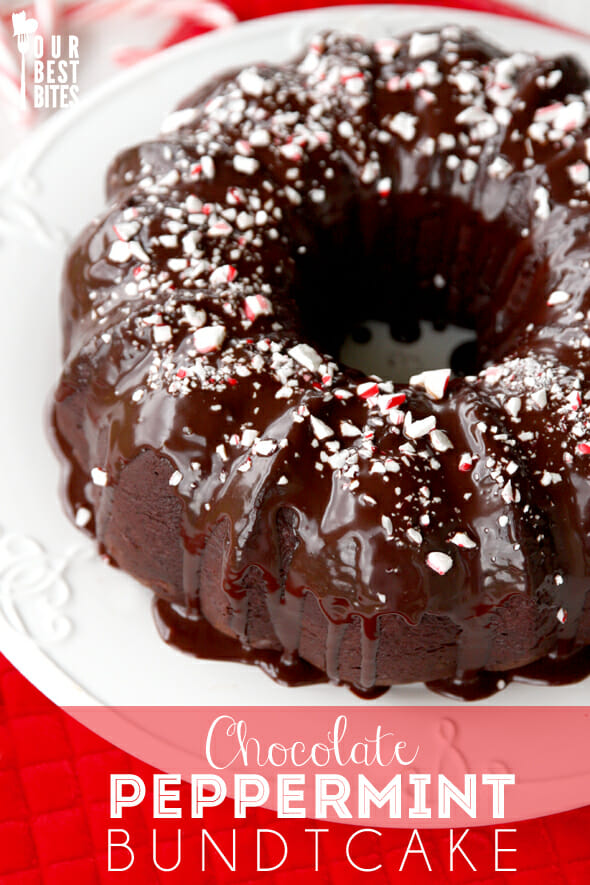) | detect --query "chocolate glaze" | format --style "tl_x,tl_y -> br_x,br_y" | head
155,596 -> 590,701
52,26 -> 590,697
154,598 -> 327,686
427,644 -> 590,700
